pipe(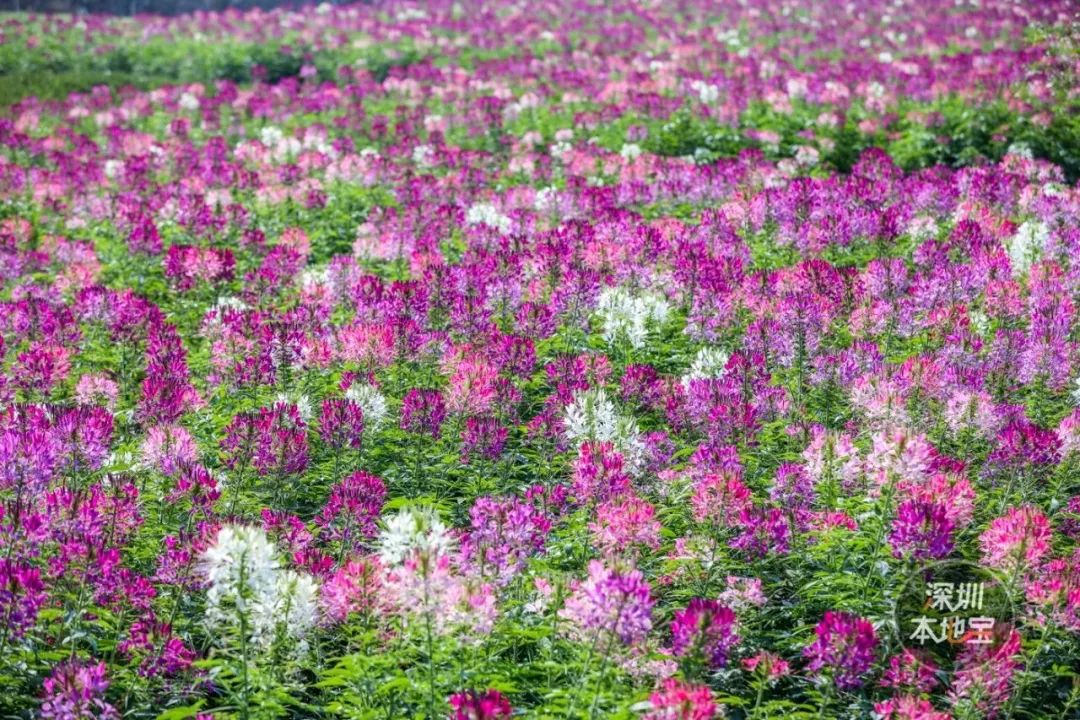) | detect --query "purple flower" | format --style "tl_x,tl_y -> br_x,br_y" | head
889,500 -> 954,560
319,398 -> 366,450
0,559 -> 46,640
221,403 -> 309,477
316,471 -> 387,549
462,495 -> 550,584
730,507 -> 791,557
39,661 -> 119,720
770,462 -> 814,509
671,598 -> 739,669
461,416 -> 508,463
401,389 -> 447,438
560,560 -> 653,648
